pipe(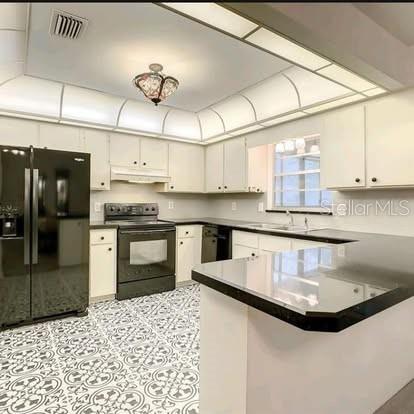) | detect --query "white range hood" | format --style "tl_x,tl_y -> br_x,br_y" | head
110,166 -> 171,184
